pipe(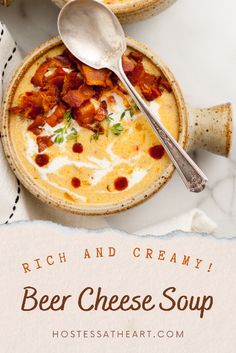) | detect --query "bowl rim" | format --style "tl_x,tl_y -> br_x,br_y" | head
102,0 -> 165,14
52,0 -> 170,15
1,36 -> 188,216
